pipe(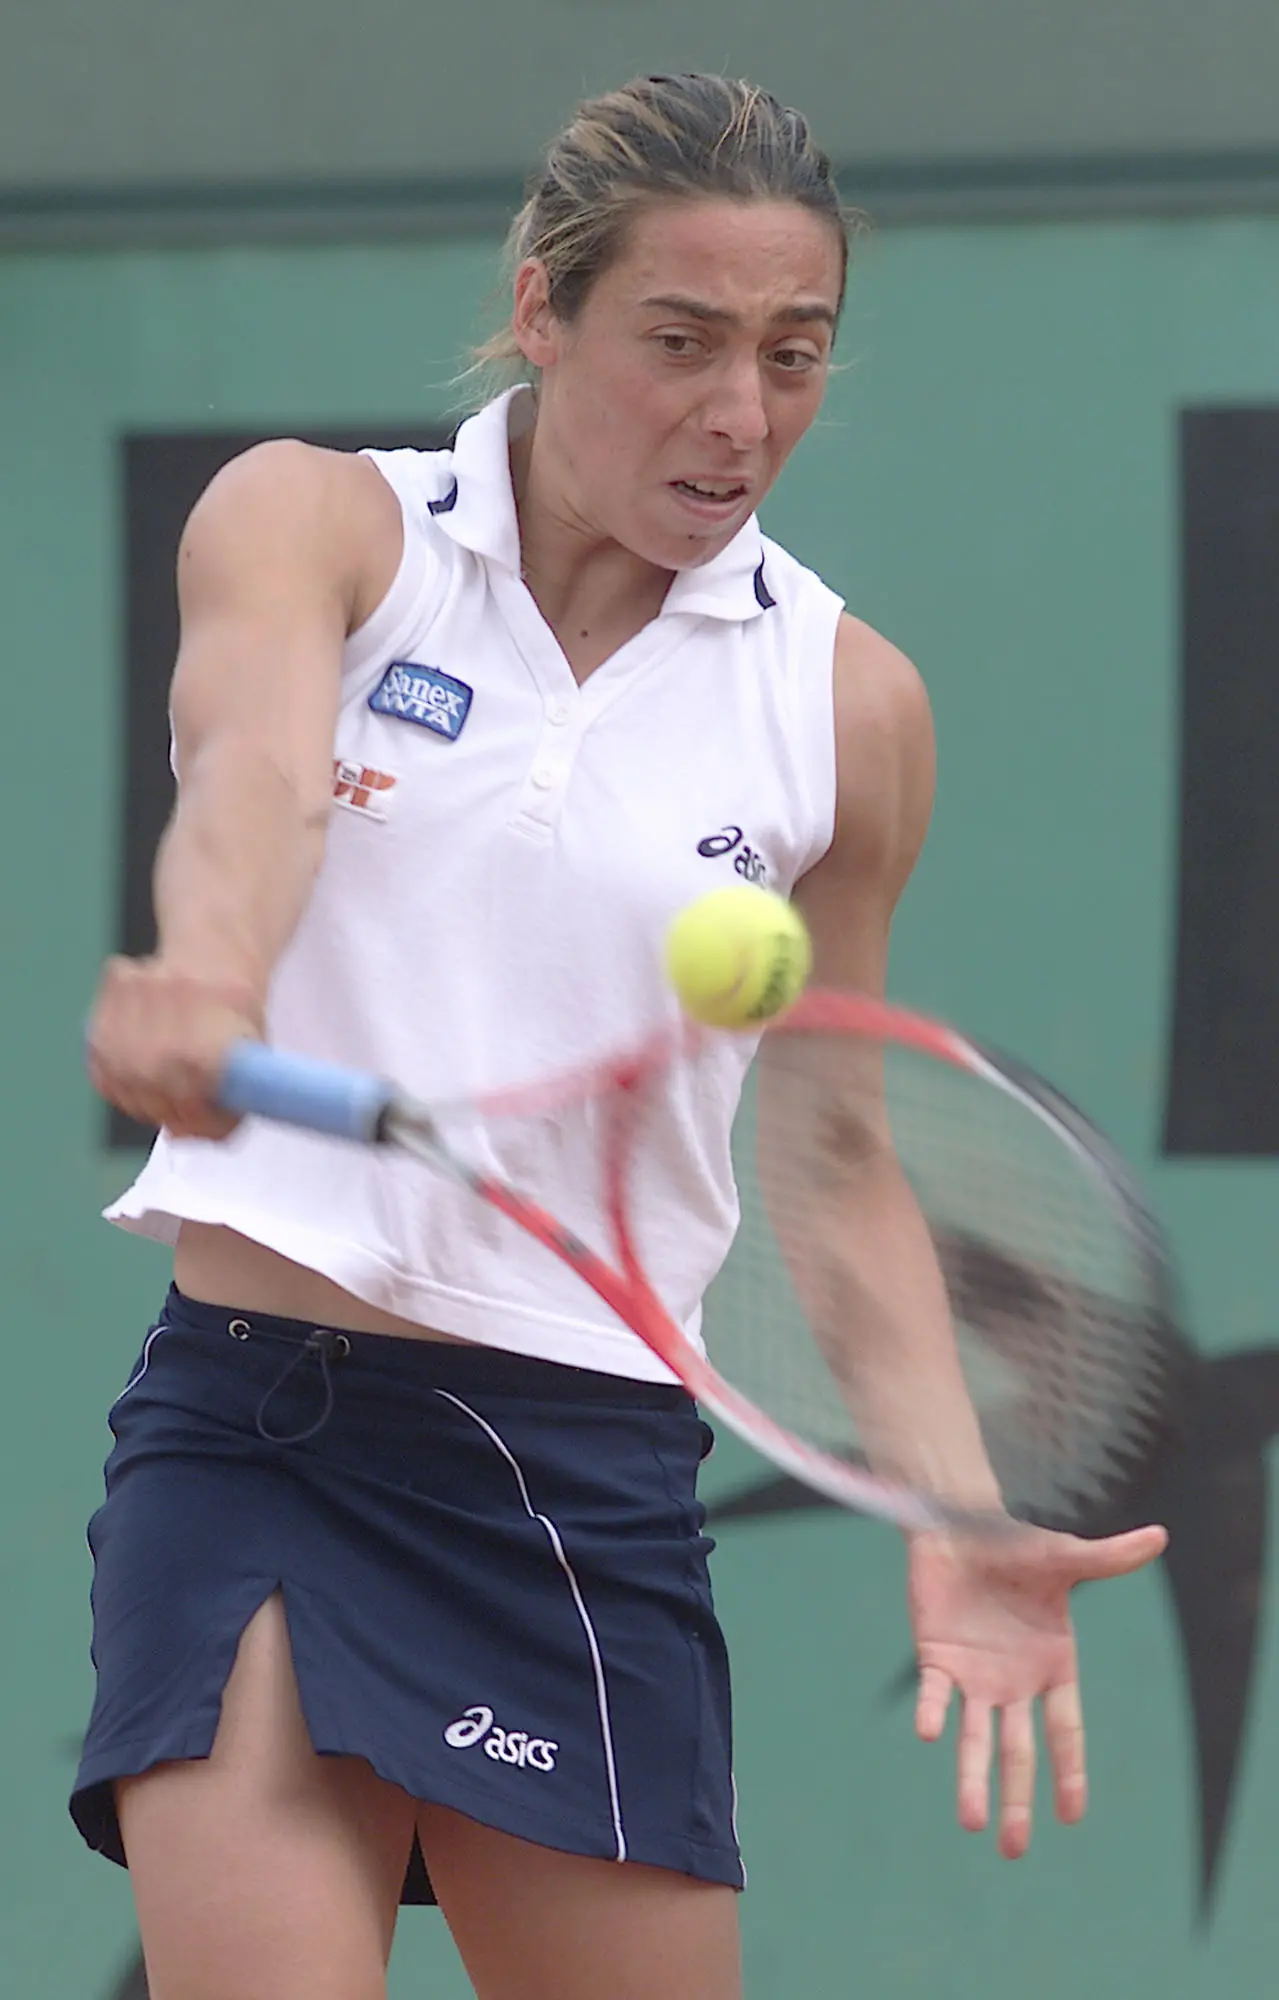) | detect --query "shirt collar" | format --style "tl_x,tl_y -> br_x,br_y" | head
435,387 -> 777,624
